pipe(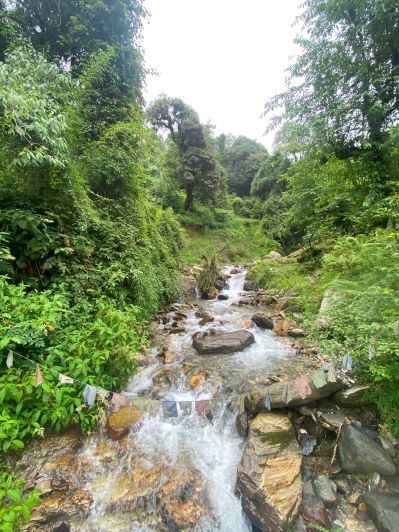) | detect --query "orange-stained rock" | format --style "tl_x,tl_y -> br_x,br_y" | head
242,319 -> 254,329
190,374 -> 206,389
272,316 -> 297,336
236,412 -> 302,531
107,405 -> 142,440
